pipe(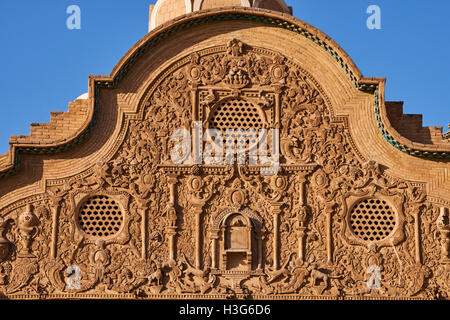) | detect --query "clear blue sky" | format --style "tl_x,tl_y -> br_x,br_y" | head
0,0 -> 448,155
